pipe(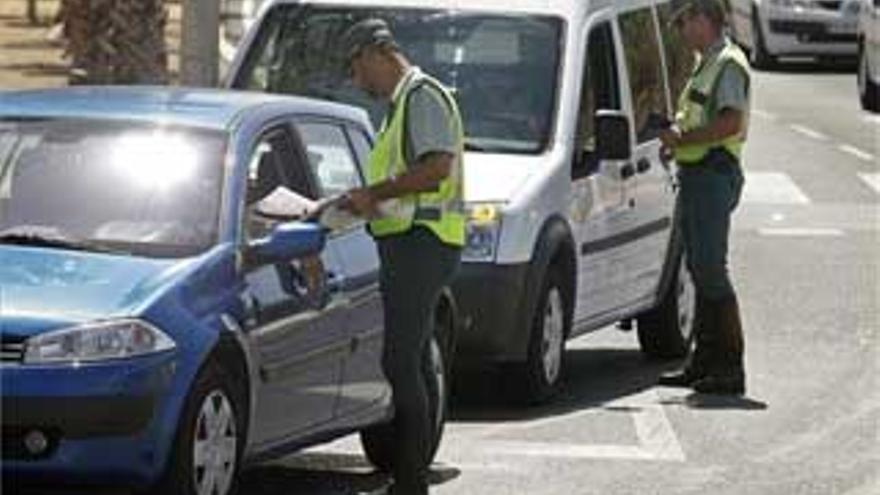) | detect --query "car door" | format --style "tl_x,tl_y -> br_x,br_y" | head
571,18 -> 636,325
615,5 -> 678,305
293,119 -> 387,416
240,124 -> 348,445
